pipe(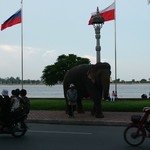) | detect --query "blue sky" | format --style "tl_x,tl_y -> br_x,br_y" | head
0,0 -> 149,81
